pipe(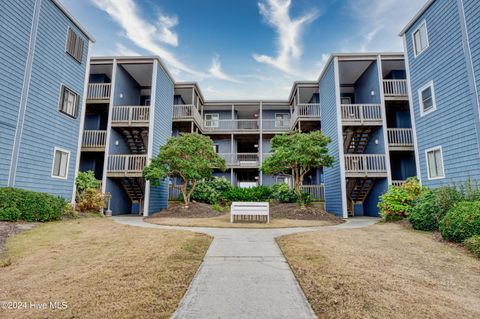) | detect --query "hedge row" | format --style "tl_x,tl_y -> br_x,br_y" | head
0,187 -> 66,222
